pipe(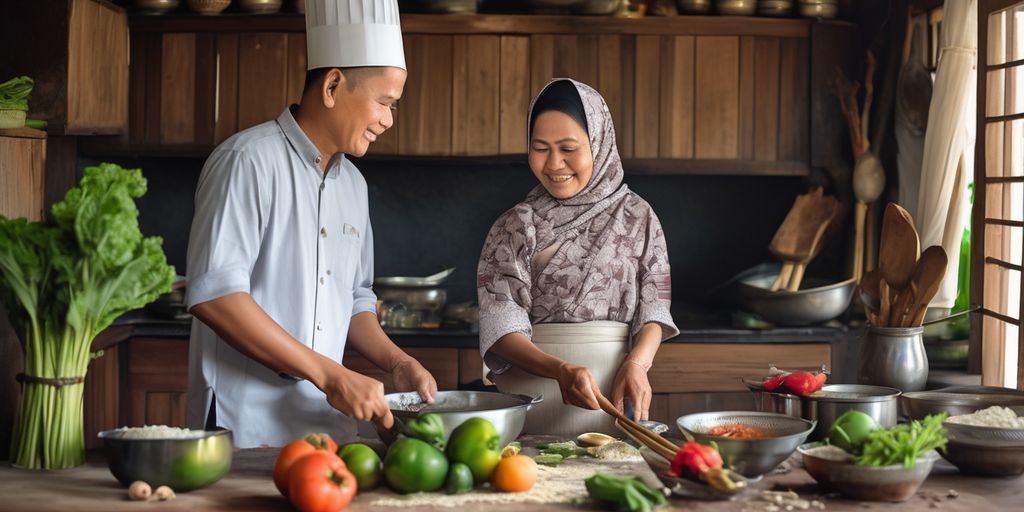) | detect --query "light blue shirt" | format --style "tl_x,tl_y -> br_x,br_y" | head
185,107 -> 377,447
